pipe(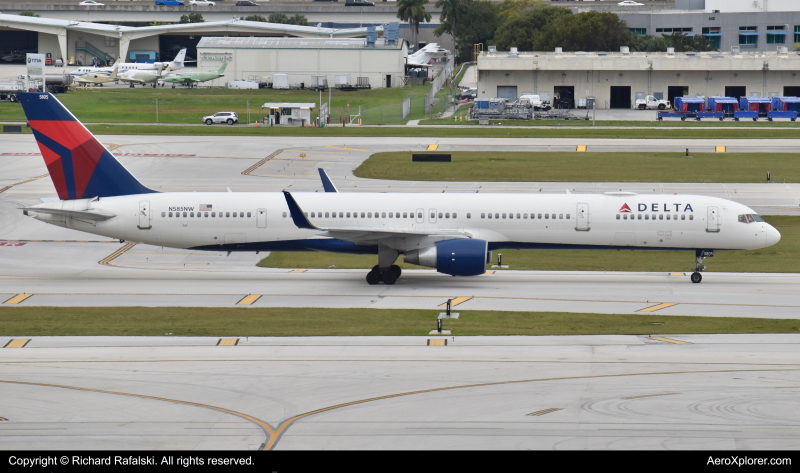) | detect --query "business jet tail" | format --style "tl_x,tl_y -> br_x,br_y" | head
18,92 -> 155,200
